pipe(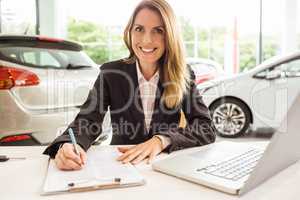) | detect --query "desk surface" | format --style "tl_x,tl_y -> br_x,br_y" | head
1,143 -> 300,200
